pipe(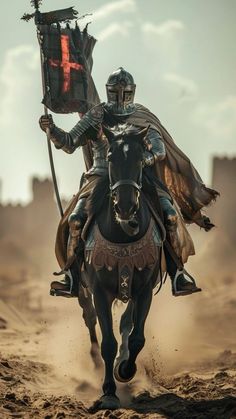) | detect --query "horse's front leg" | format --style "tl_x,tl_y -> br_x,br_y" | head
115,282 -> 153,382
93,280 -> 120,410
78,285 -> 102,369
115,301 -> 134,372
